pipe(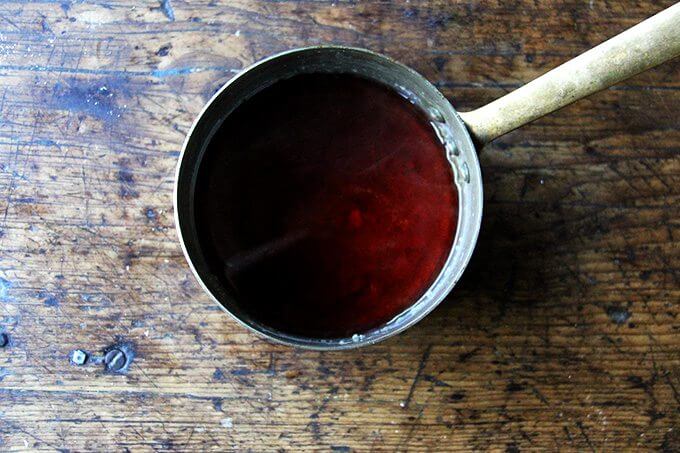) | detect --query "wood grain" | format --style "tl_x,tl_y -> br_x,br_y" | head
0,0 -> 678,450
